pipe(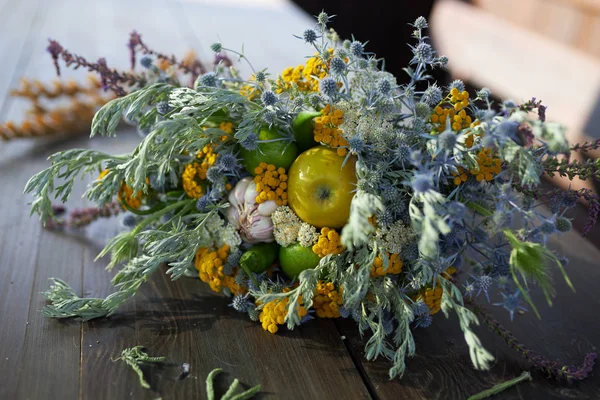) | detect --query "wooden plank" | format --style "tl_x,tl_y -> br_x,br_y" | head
130,268 -> 371,399
70,0 -> 195,396
338,226 -> 600,399
0,0 -> 56,398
